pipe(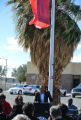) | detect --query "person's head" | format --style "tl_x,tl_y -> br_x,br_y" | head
50,105 -> 62,119
12,114 -> 31,120
68,98 -> 73,106
15,95 -> 23,104
60,104 -> 68,117
0,94 -> 6,103
22,102 -> 35,117
39,85 -> 45,93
